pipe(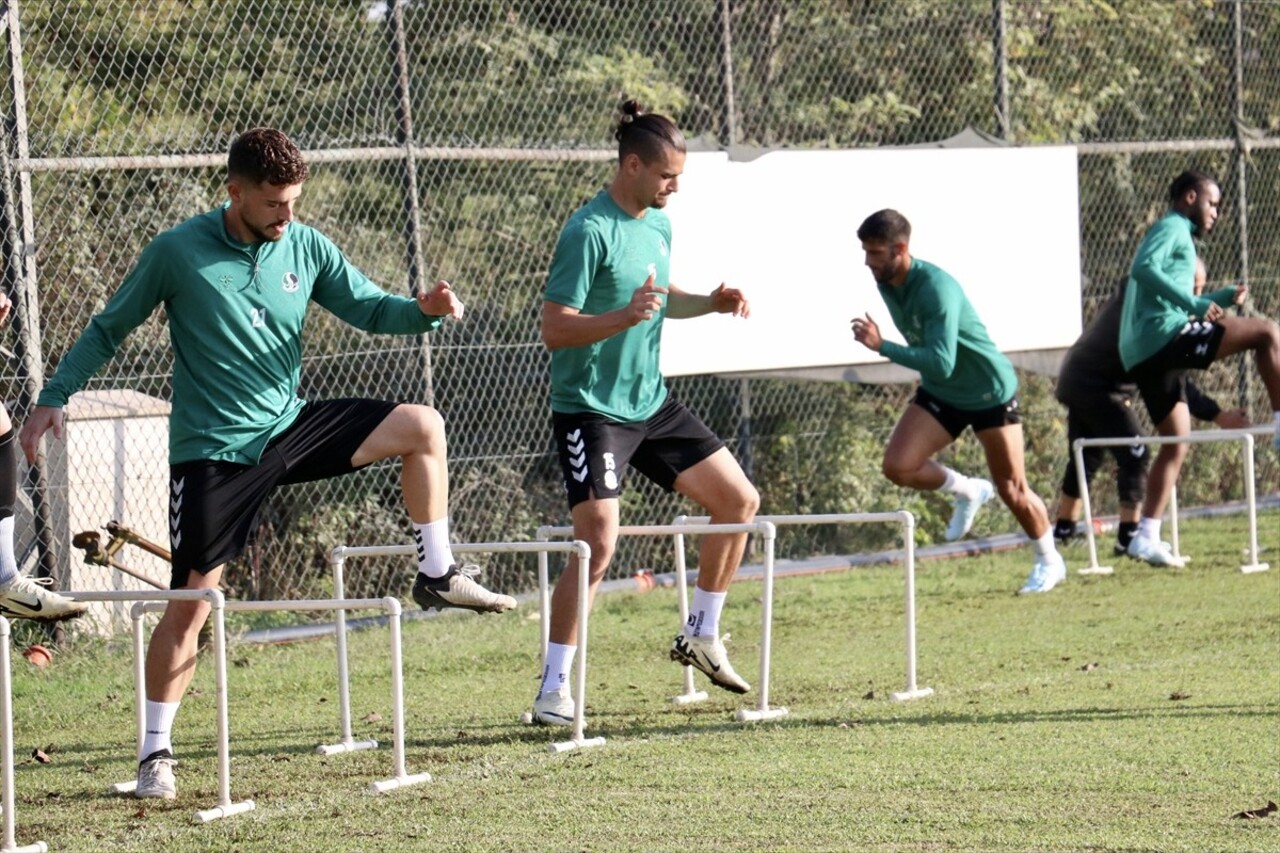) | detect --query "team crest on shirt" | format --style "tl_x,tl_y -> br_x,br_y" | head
657,236 -> 668,257
282,272 -> 300,293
